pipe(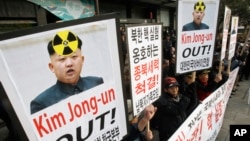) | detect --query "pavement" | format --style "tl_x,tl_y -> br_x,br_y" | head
216,78 -> 250,141
0,78 -> 250,141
